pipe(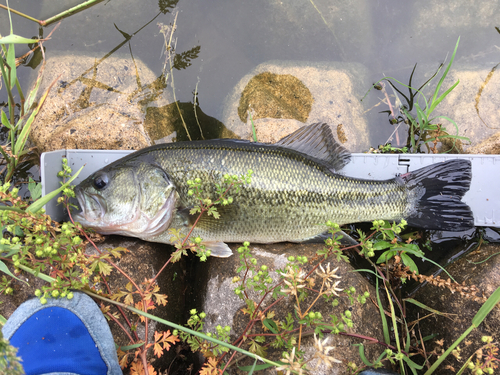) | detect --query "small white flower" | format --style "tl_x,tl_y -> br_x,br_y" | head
276,347 -> 305,375
311,334 -> 341,369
